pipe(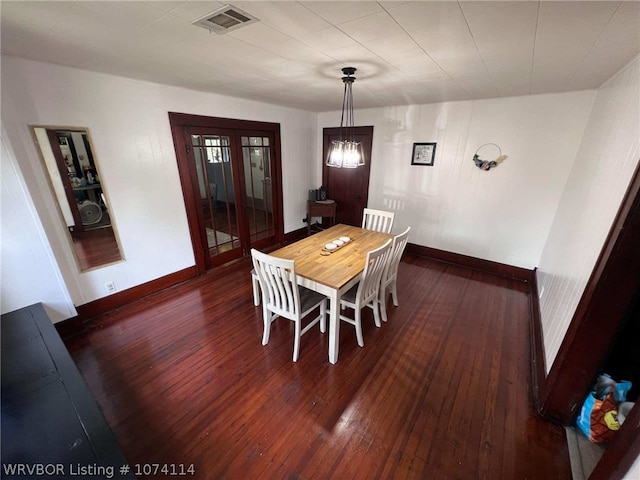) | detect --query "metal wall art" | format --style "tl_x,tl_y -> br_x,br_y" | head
473,143 -> 508,171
